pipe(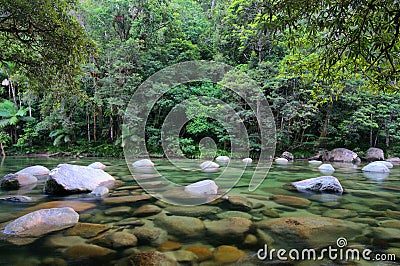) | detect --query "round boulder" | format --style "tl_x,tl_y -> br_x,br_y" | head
328,148 -> 359,162
215,156 -> 230,164
292,176 -> 344,194
0,173 -> 37,190
281,151 -> 294,161
365,147 -> 384,162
